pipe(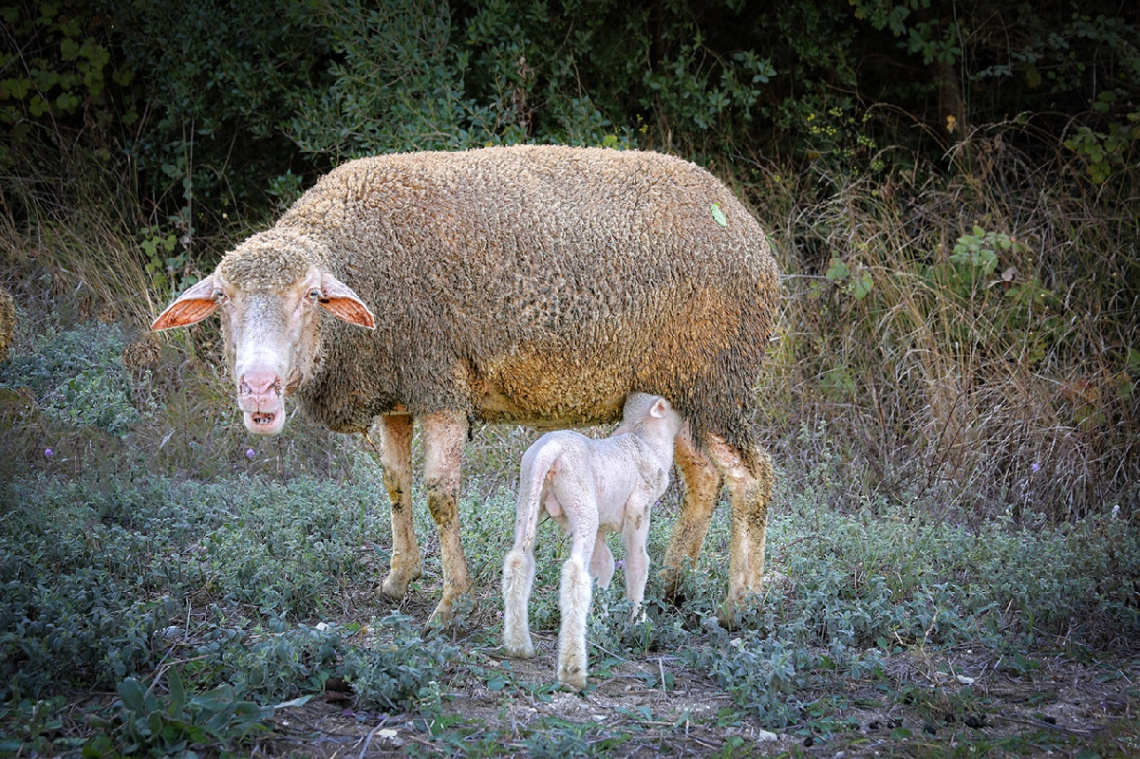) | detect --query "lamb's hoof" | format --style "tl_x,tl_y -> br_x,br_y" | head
558,667 -> 588,692
503,640 -> 536,659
